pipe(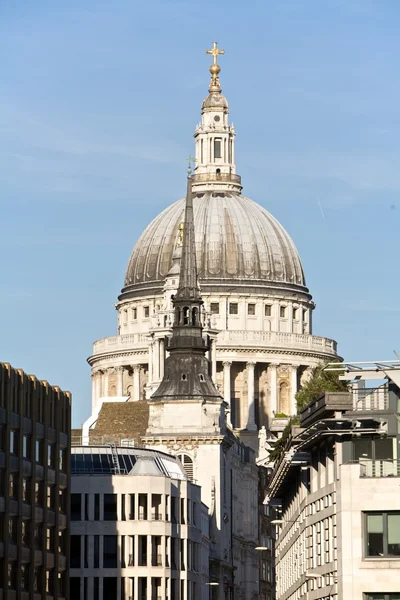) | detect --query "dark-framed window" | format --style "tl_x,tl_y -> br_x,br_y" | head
247,303 -> 256,316
143,306 -> 150,319
22,435 -> 30,459
280,305 -> 287,318
365,512 -> 400,557
10,430 -> 18,455
353,437 -> 393,461
229,302 -> 238,315
210,302 -> 220,315
364,595 -> 400,600
264,304 -> 272,317
71,493 -> 81,521
104,494 -> 117,521
103,535 -> 118,567
214,138 -> 222,159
